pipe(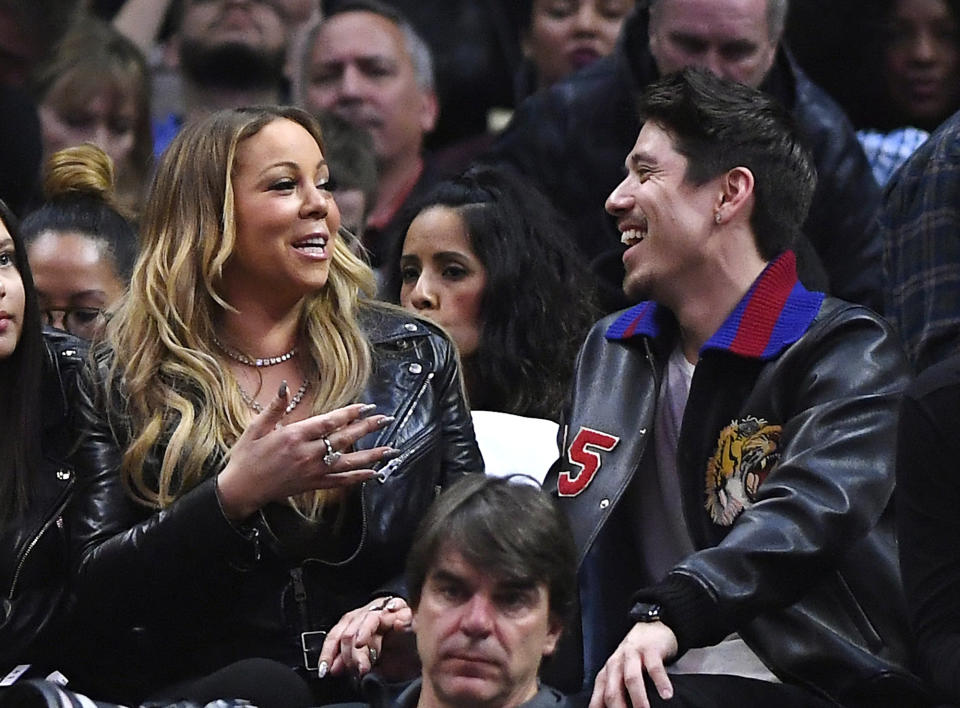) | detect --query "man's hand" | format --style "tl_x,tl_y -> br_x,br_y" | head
589,621 -> 678,708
